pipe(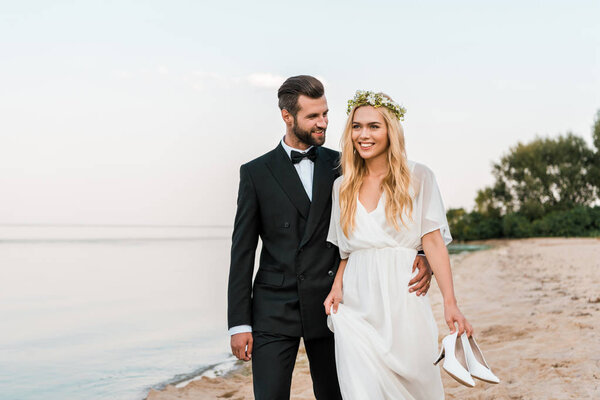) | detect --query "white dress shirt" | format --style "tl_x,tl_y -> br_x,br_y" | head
280,138 -> 315,201
229,138 -> 316,336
